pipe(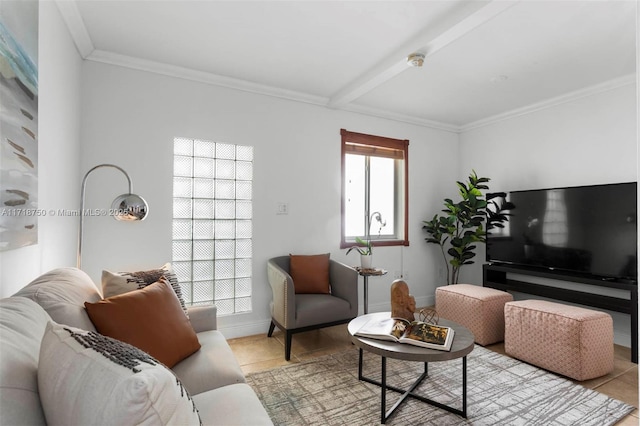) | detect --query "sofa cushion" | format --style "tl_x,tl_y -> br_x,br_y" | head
13,267 -> 101,331
0,297 -> 51,426
172,329 -> 245,395
85,278 -> 201,368
289,253 -> 330,294
38,322 -> 201,425
193,383 -> 273,425
102,263 -> 189,316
